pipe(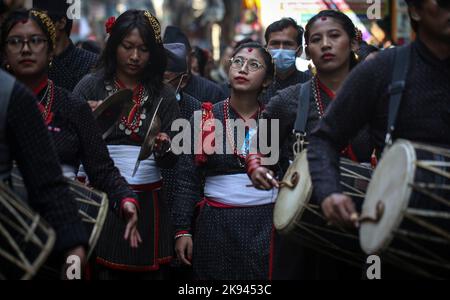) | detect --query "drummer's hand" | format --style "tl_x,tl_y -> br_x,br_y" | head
154,132 -> 171,157
62,246 -> 86,280
175,236 -> 193,266
250,167 -> 279,190
321,193 -> 359,228
123,202 -> 142,248
87,100 -> 103,111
